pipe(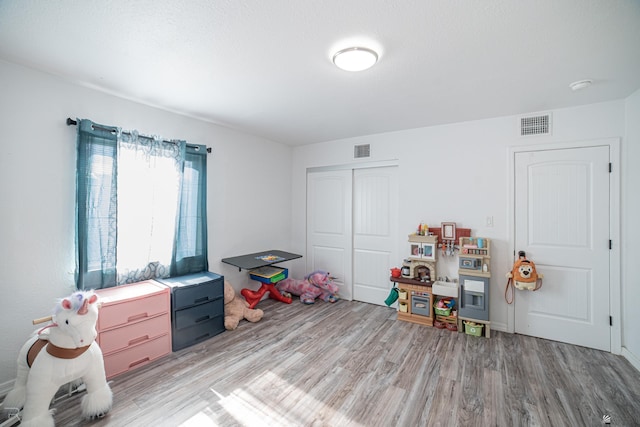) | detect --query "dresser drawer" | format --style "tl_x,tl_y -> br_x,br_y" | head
172,316 -> 224,352
174,300 -> 223,331
98,292 -> 170,331
172,278 -> 223,311
103,333 -> 171,379
98,313 -> 170,355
